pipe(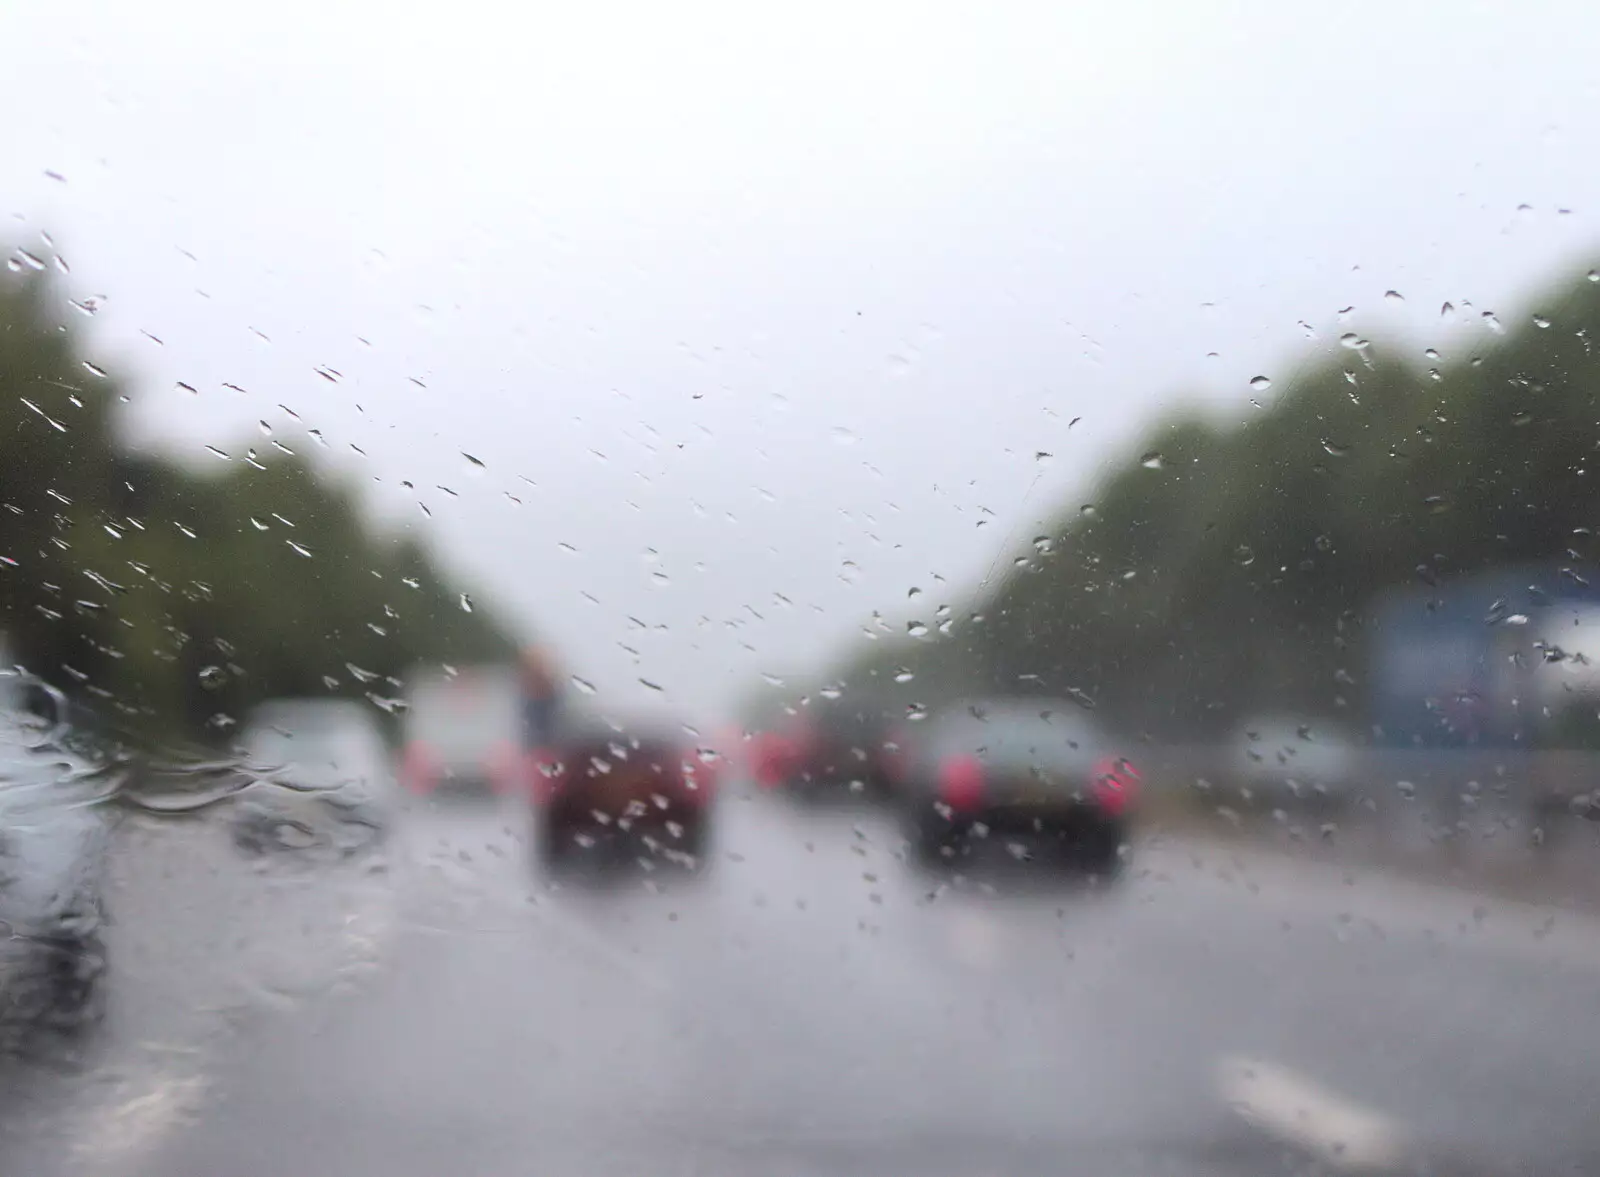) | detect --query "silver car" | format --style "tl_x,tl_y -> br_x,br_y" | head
231,700 -> 398,857
0,700 -> 112,1048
